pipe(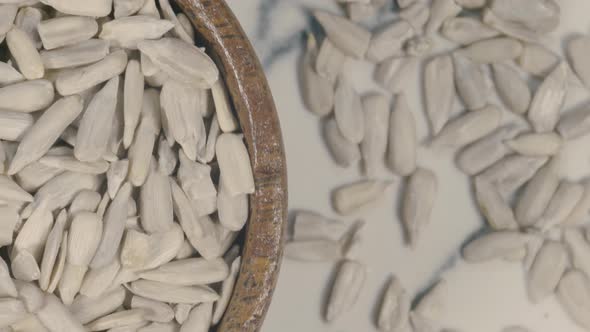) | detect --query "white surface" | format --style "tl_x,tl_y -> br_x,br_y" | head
226,1 -> 590,331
